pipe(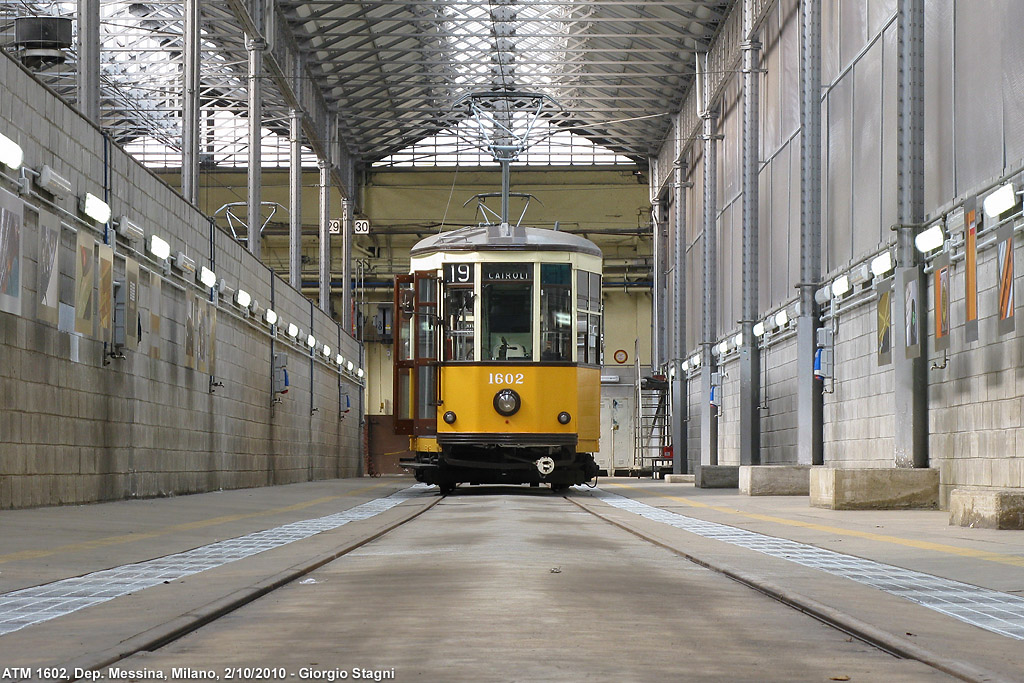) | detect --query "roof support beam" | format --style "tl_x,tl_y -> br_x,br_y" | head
223,0 -> 354,198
